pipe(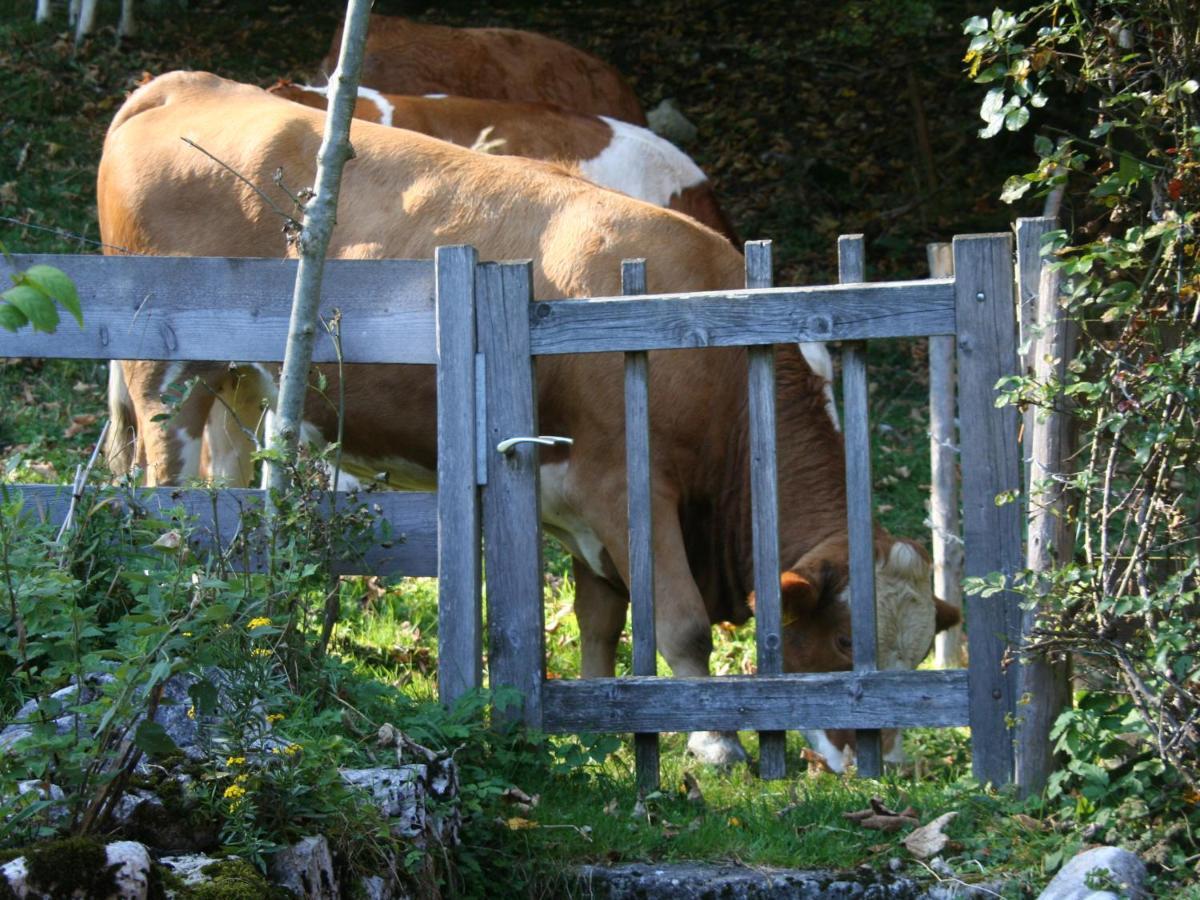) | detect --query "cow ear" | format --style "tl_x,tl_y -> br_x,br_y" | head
780,570 -> 820,617
934,597 -> 961,632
